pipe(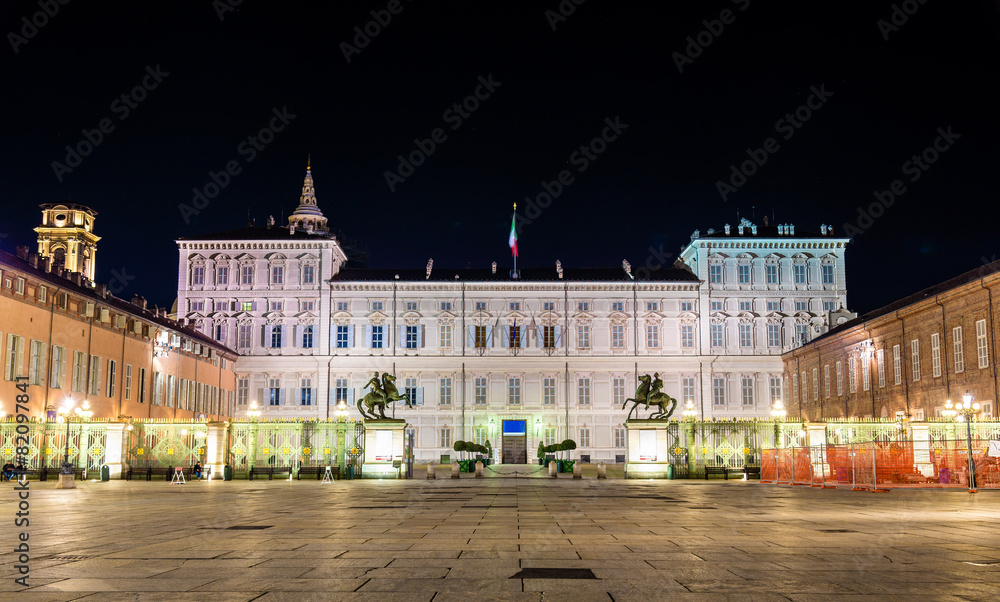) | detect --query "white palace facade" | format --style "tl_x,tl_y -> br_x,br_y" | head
176,164 -> 850,462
